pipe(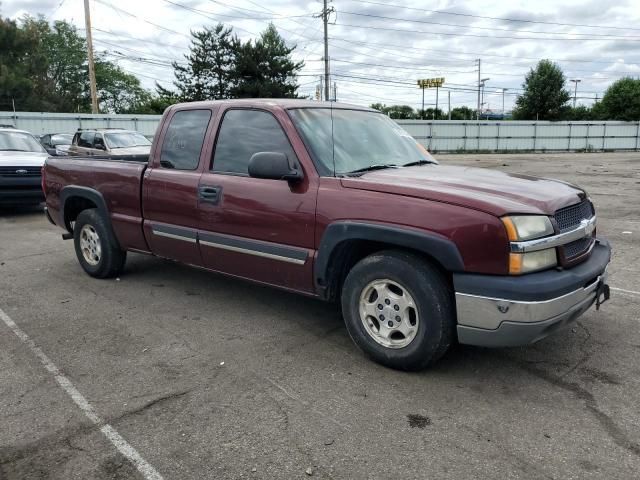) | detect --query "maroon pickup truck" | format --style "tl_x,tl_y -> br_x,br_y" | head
43,99 -> 611,370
